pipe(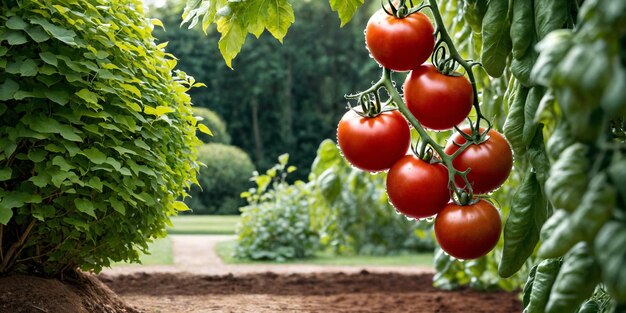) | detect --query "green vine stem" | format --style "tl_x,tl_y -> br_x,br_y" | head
380,69 -> 475,202
426,0 -> 487,135
347,0 -> 491,203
